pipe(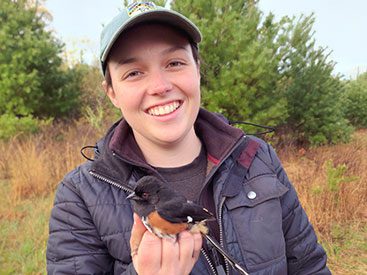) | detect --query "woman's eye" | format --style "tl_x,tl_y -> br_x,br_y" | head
124,70 -> 142,79
168,61 -> 184,68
